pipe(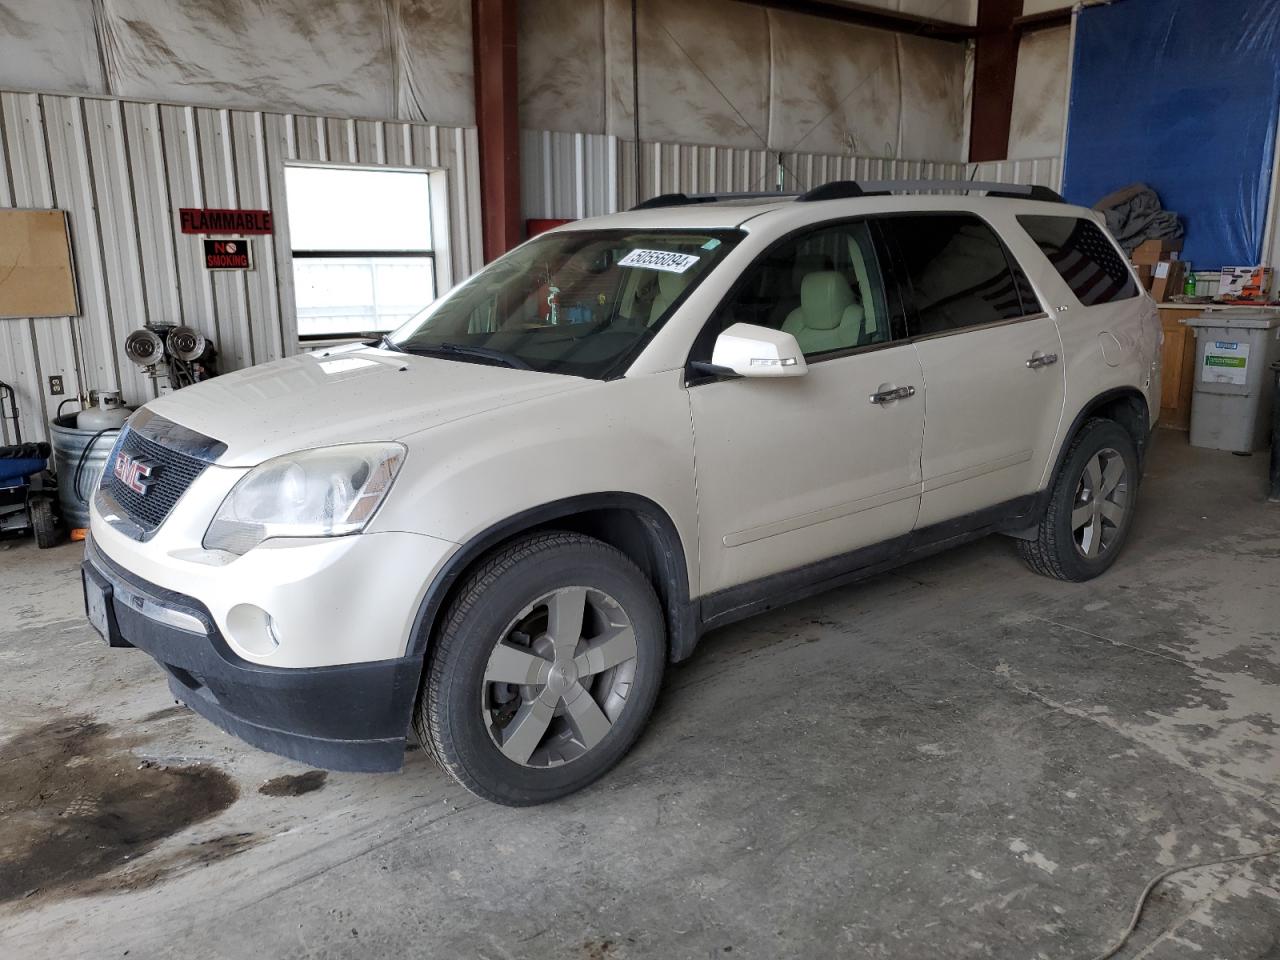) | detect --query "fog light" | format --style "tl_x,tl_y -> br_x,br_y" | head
225,603 -> 281,656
